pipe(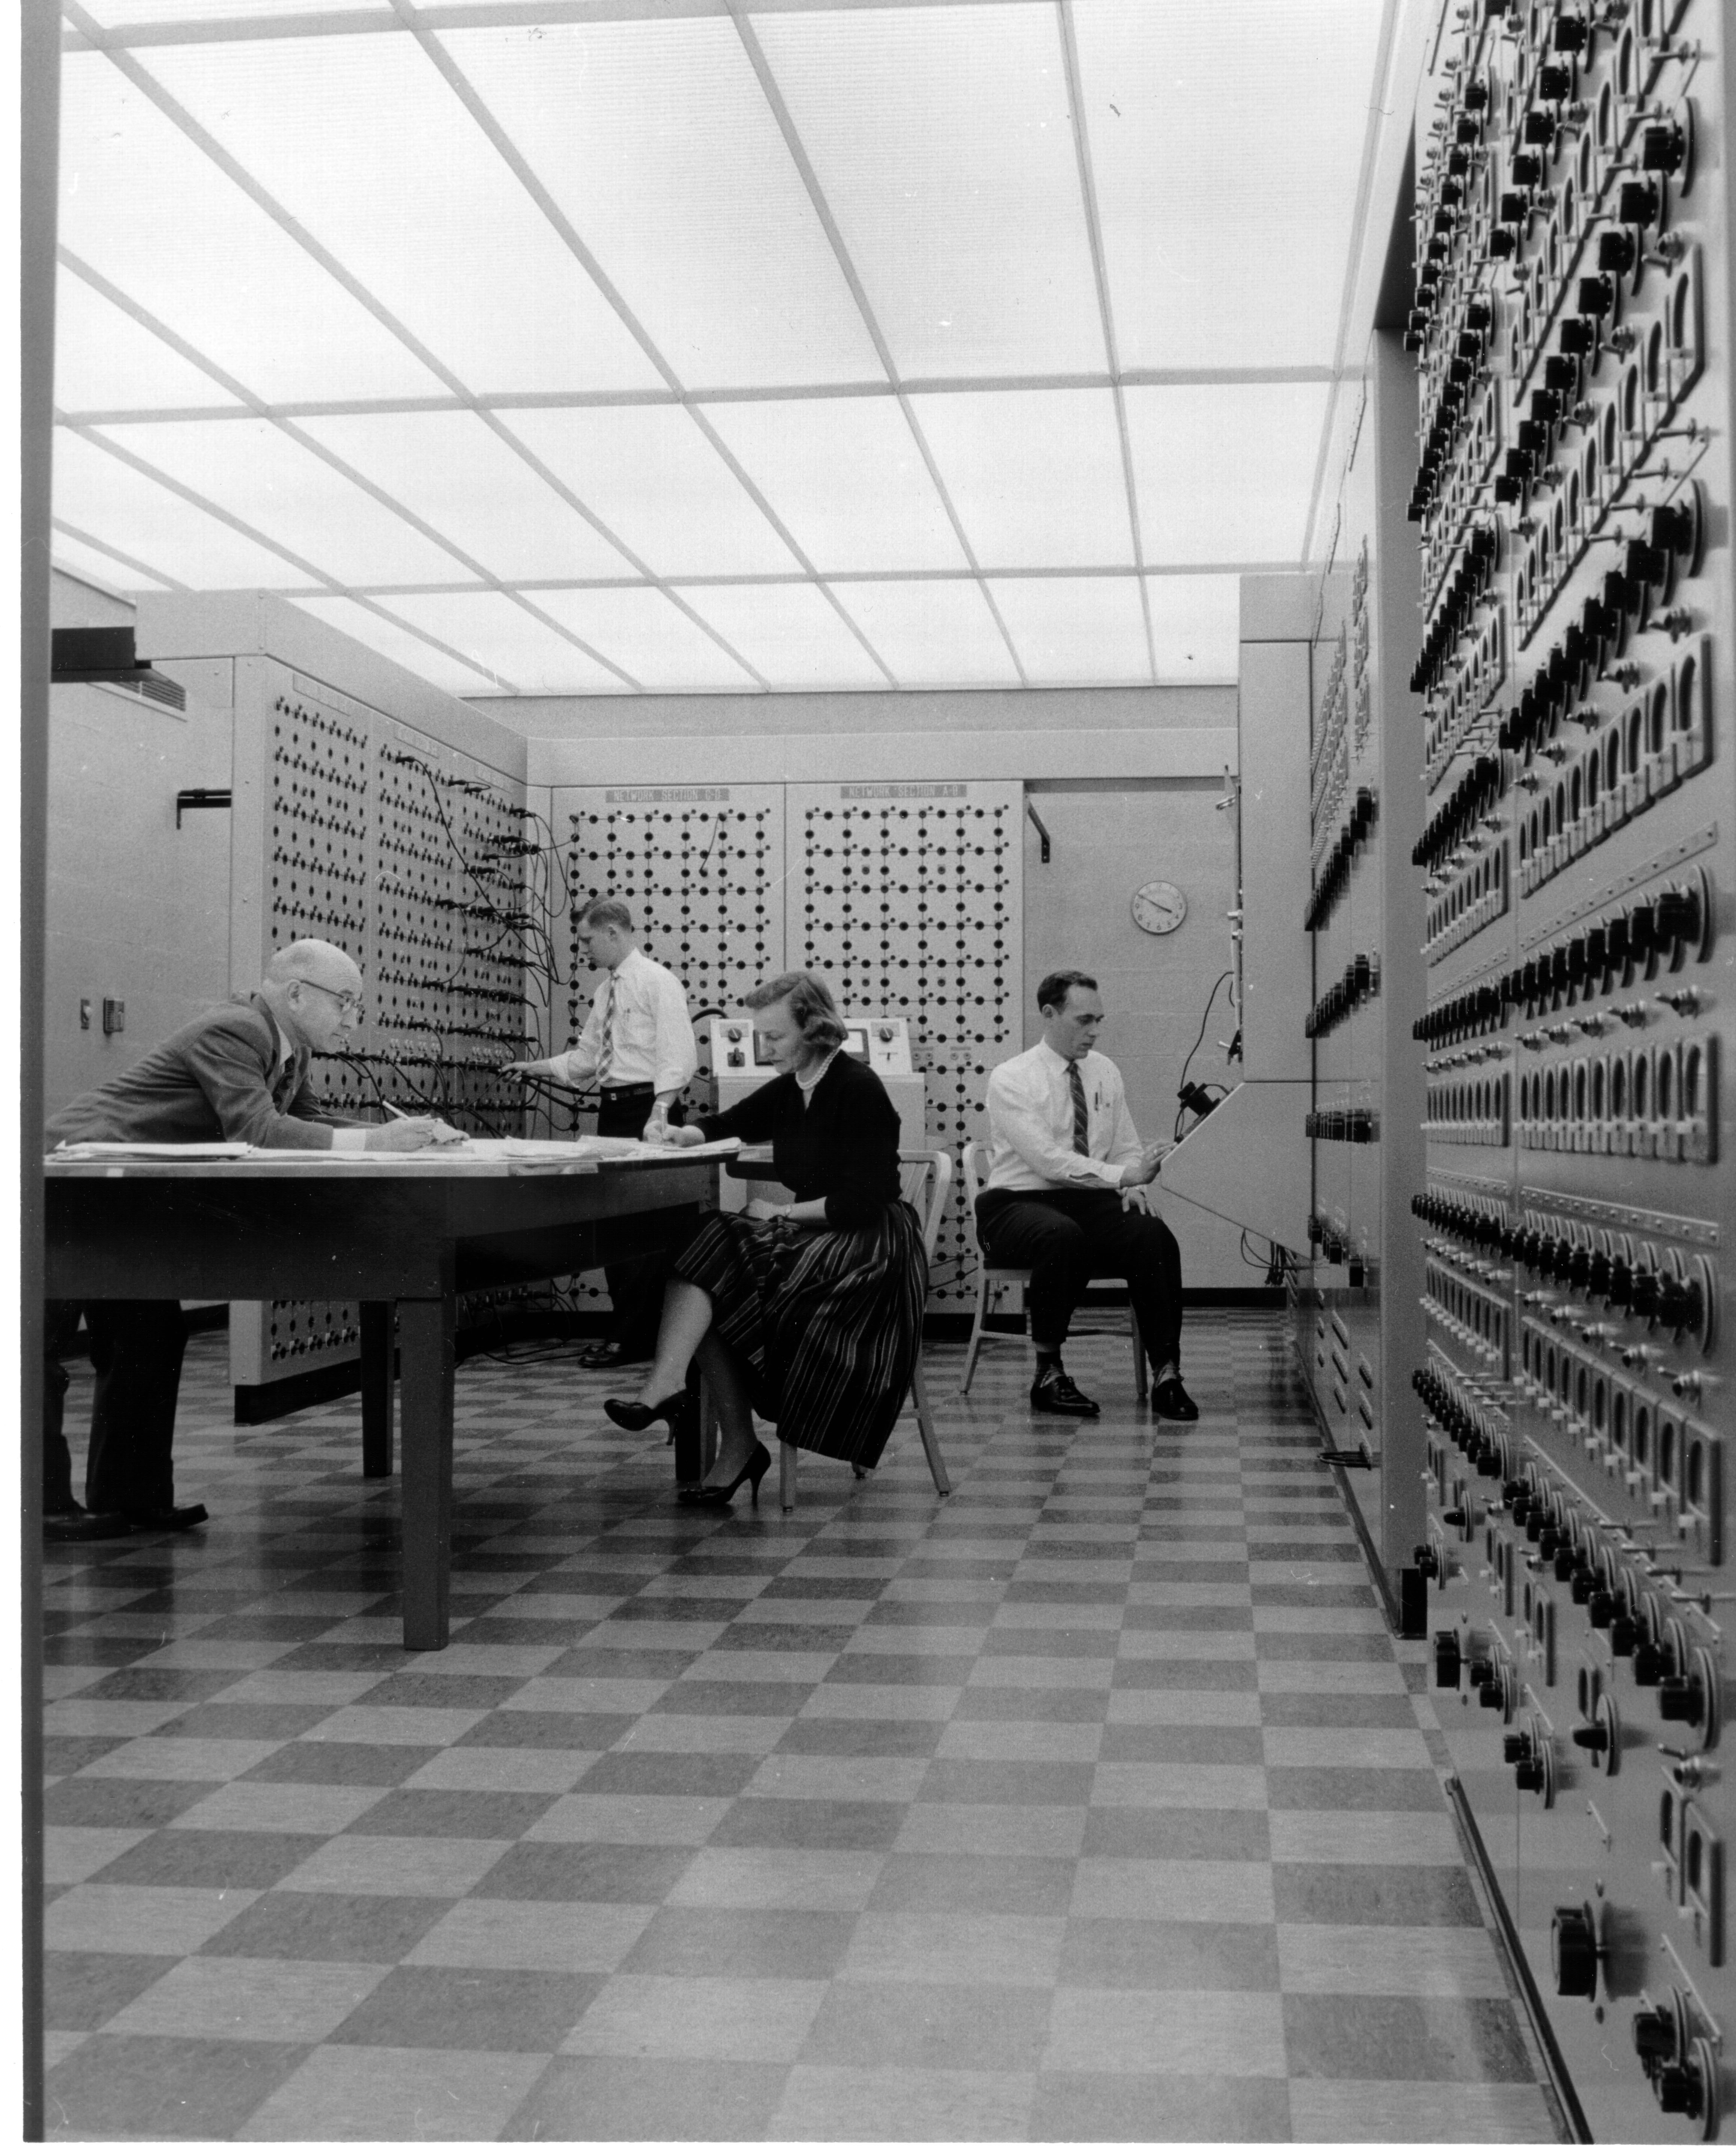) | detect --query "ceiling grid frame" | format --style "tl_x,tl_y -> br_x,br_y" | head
1054,0 -> 1153,683
721,0 -> 1028,686
52,516 -> 192,590
61,0 -> 779,690
52,0 -> 1395,693
391,0 -> 900,686
61,416 -> 519,686
58,367 -> 1340,427
59,248 -> 649,690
